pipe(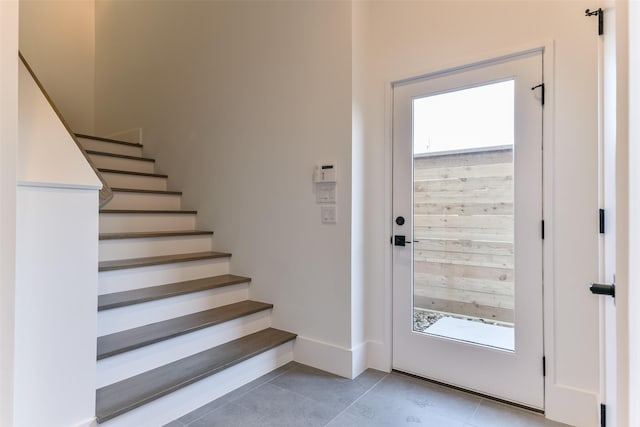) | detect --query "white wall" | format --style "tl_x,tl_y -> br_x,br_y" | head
94,1 -> 603,424
359,1 -> 600,425
0,1 -> 18,425
95,1 -> 355,376
615,0 -> 640,425
14,60 -> 101,427
626,1 -> 640,422
19,0 -> 96,134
